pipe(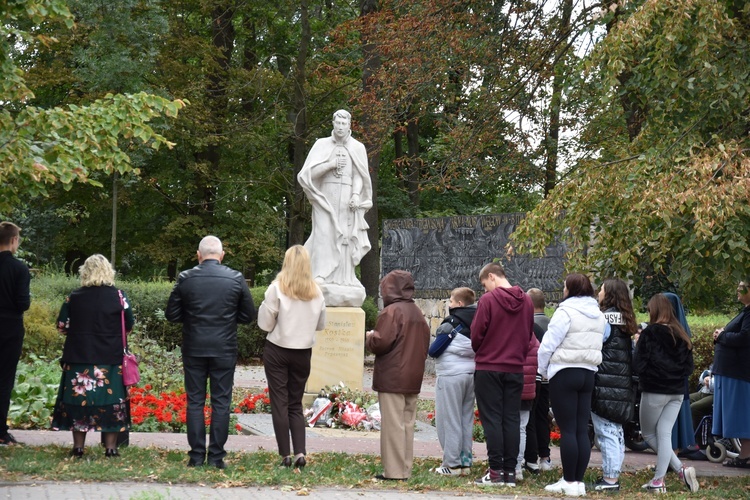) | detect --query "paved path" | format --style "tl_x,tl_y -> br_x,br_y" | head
0,482 -> 538,500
